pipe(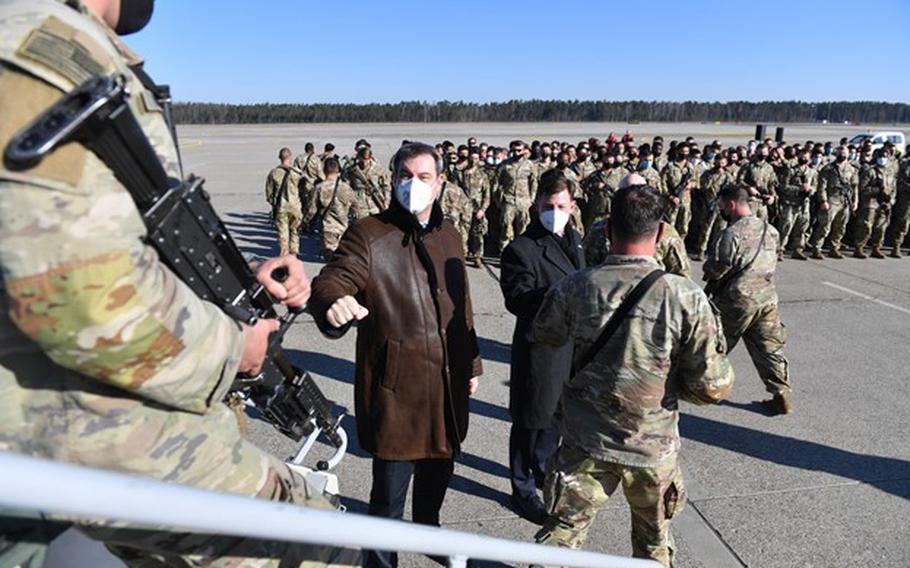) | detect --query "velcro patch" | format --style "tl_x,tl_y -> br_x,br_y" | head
0,65 -> 86,187
16,16 -> 109,87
